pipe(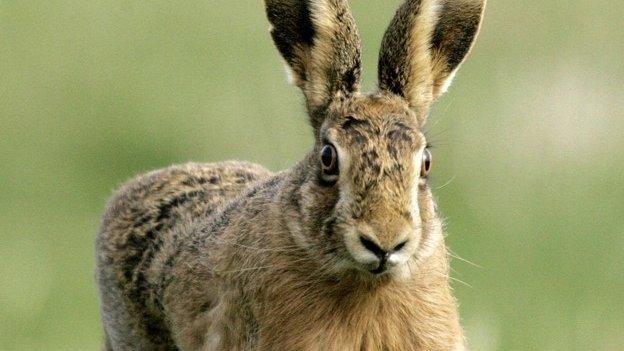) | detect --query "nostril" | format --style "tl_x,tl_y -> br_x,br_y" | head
359,235 -> 385,257
392,240 -> 408,252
